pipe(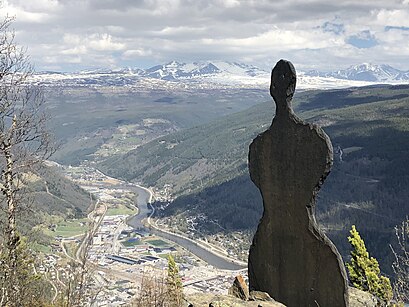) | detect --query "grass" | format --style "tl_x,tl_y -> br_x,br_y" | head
30,242 -> 52,254
106,204 -> 137,216
64,241 -> 79,258
45,218 -> 89,238
121,239 -> 143,247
